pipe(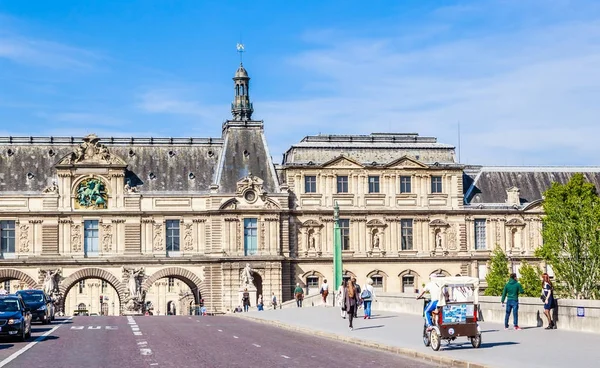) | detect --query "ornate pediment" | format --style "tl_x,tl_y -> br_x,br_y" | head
366,219 -> 386,228
56,134 -> 127,166
321,155 -> 364,169
429,219 -> 449,227
236,173 -> 264,195
506,218 -> 526,227
385,156 -> 428,169
301,219 -> 322,228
